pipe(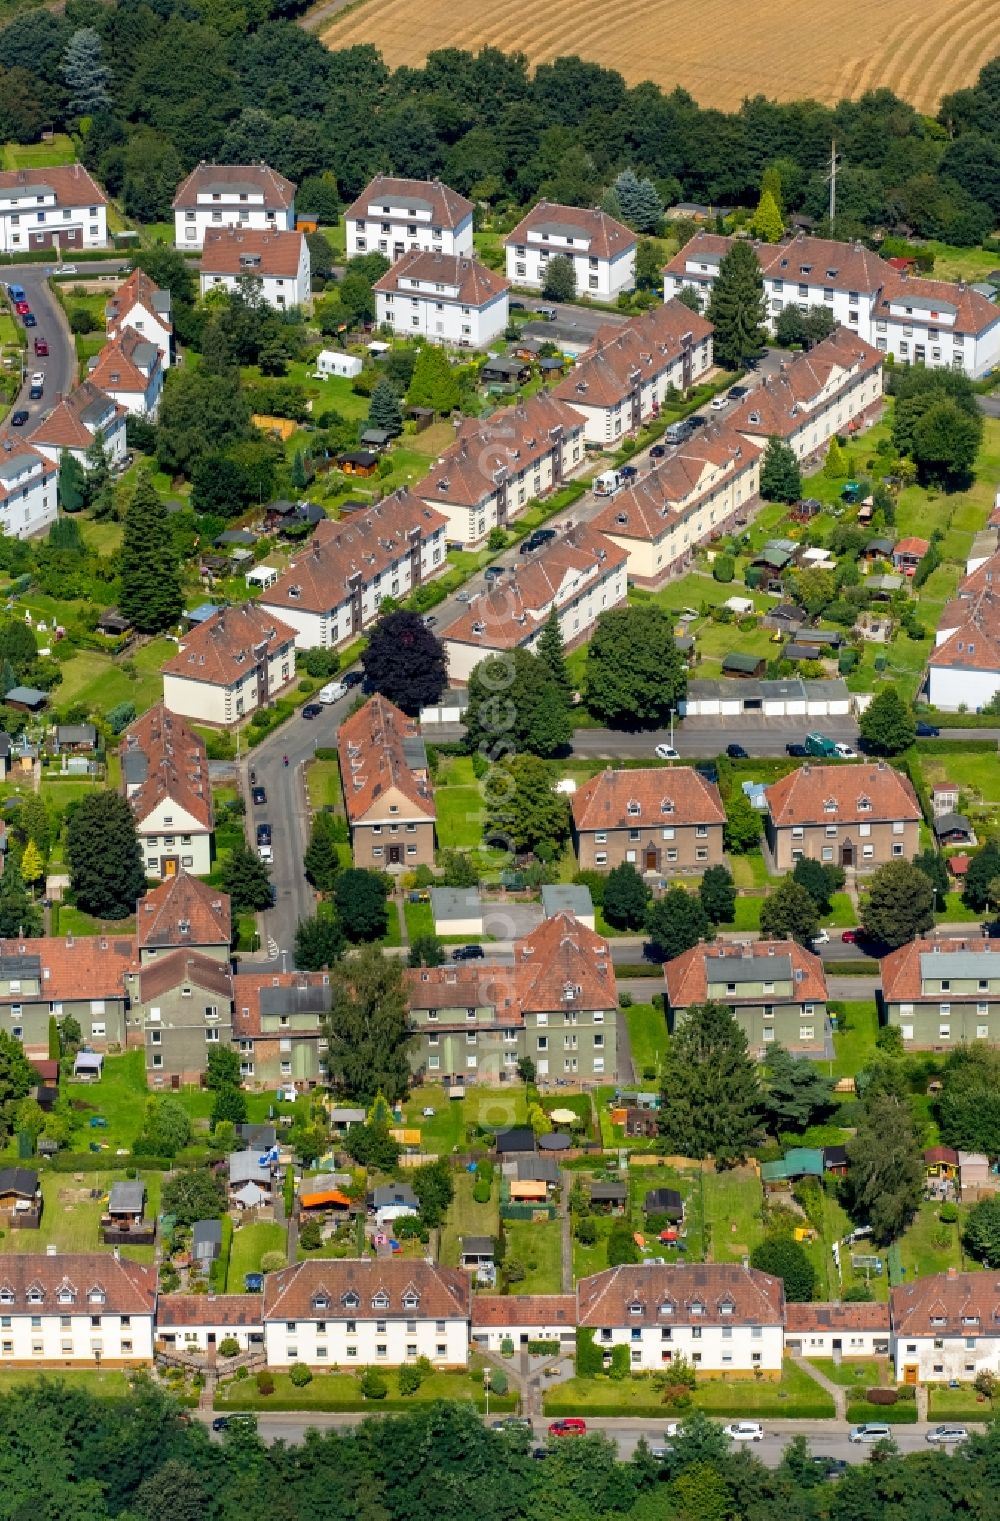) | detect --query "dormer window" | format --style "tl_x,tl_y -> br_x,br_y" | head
27,1286 -> 44,1304
690,1300 -> 705,1317
57,1285 -> 76,1304
857,796 -> 871,812
372,1291 -> 390,1310
402,1291 -> 420,1310
660,798 -> 674,815
88,1287 -> 106,1305
823,798 -> 837,813
312,1293 -> 330,1311
658,1299 -> 674,1317
342,1291 -> 360,1309
626,801 -> 640,817
628,1300 -> 644,1316
719,1298 -> 735,1316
